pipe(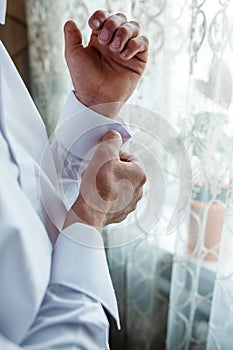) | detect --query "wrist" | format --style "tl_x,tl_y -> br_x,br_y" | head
74,91 -> 122,119
63,195 -> 106,232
